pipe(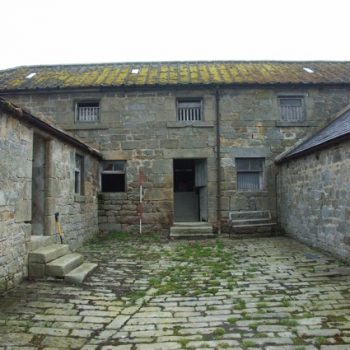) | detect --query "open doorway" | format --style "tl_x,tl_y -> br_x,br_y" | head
173,159 -> 208,222
32,134 -> 47,235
